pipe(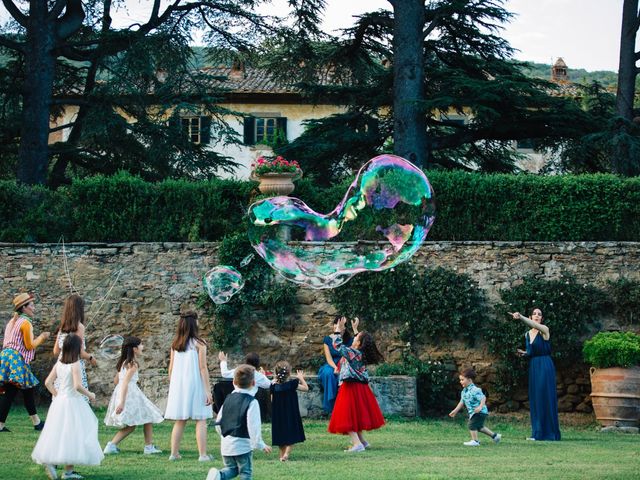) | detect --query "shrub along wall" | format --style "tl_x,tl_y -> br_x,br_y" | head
2,171 -> 640,242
